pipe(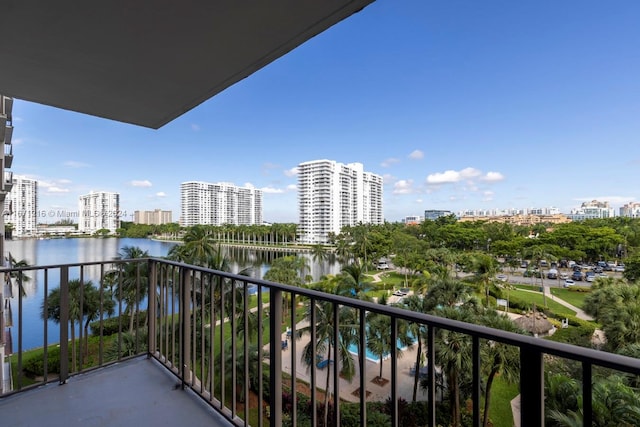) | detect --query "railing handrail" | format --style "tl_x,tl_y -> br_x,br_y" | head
4,256 -> 640,376
147,257 -> 640,376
